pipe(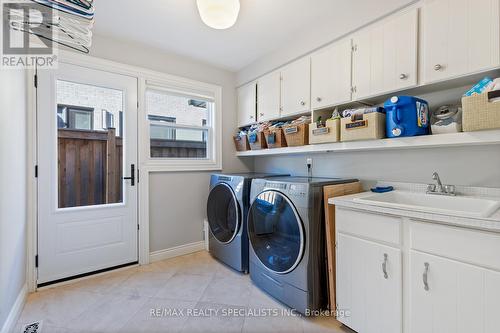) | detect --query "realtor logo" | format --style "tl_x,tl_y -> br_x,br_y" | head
2,0 -> 57,68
